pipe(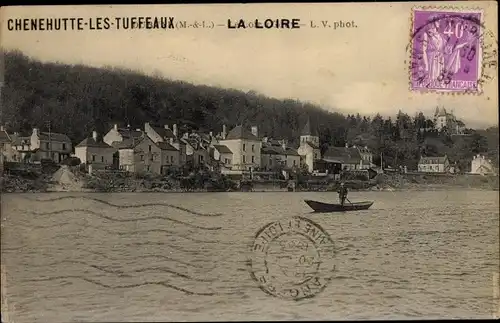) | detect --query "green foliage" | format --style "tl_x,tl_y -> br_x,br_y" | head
2,50 -> 498,170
